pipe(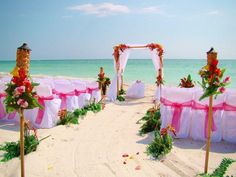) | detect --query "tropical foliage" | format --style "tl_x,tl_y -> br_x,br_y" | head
146,125 -> 176,159
137,107 -> 161,135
